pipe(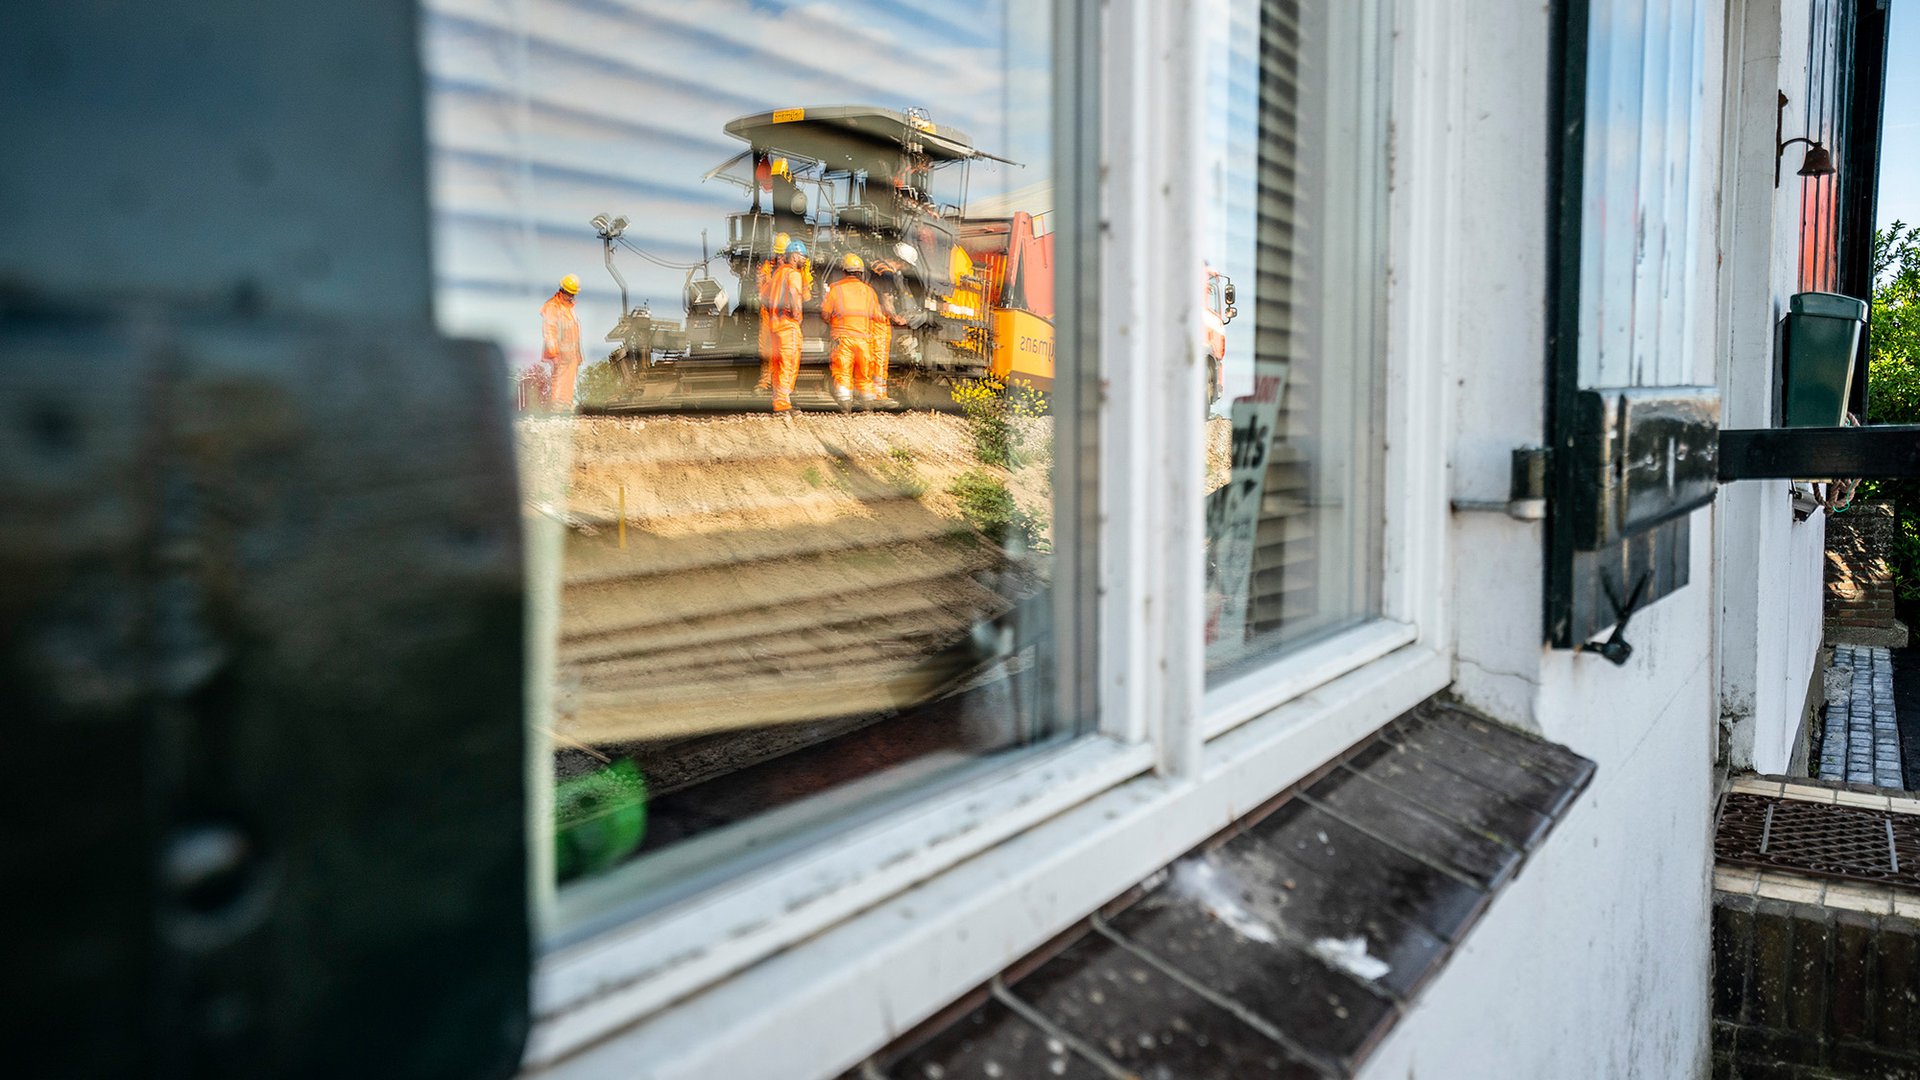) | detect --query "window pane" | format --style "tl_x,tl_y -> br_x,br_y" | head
1202,0 -> 1388,683
422,1 -> 1081,920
